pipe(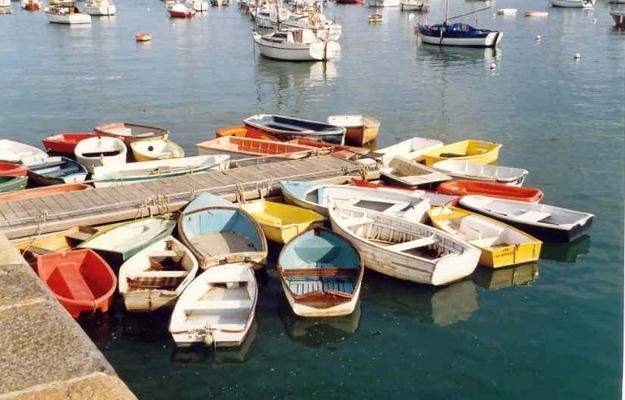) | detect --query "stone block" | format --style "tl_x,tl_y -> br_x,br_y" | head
7,374 -> 136,400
